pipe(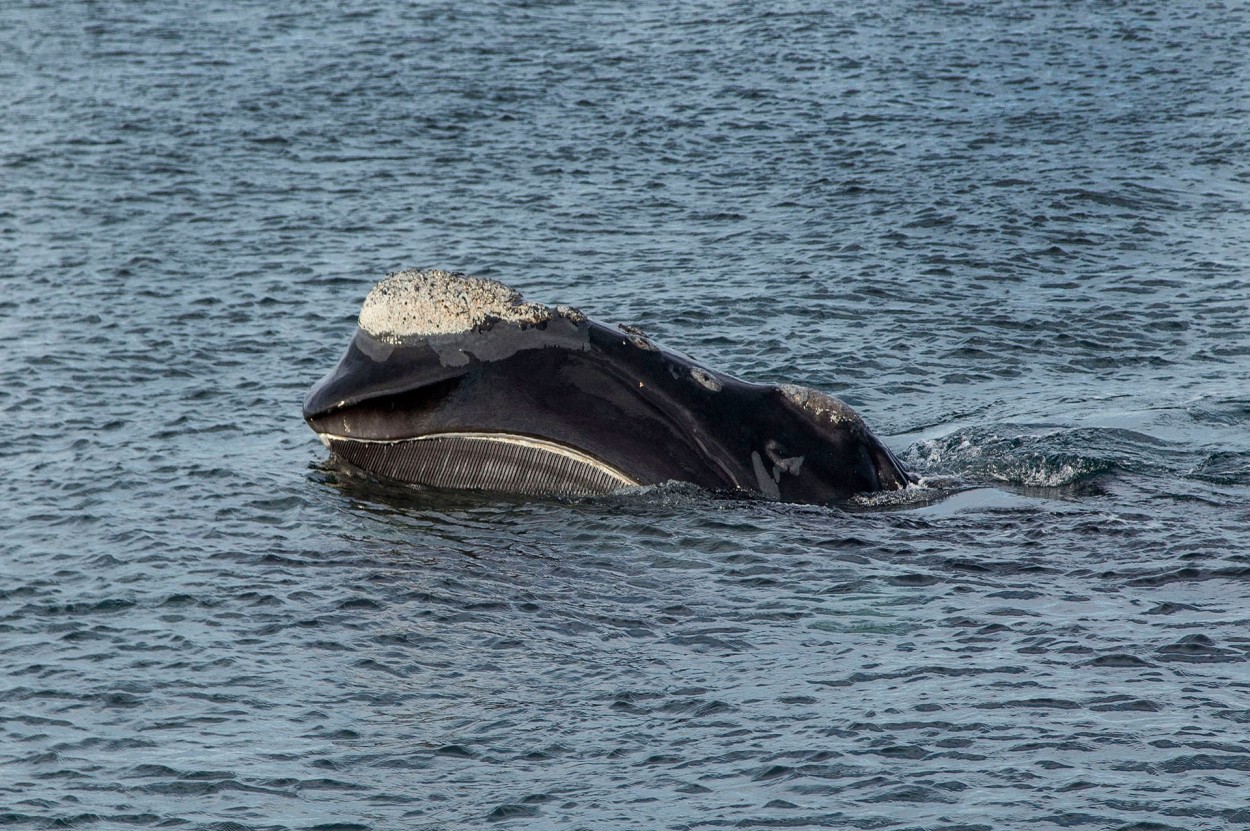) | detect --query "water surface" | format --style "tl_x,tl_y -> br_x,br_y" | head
2,1 -> 1249,829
